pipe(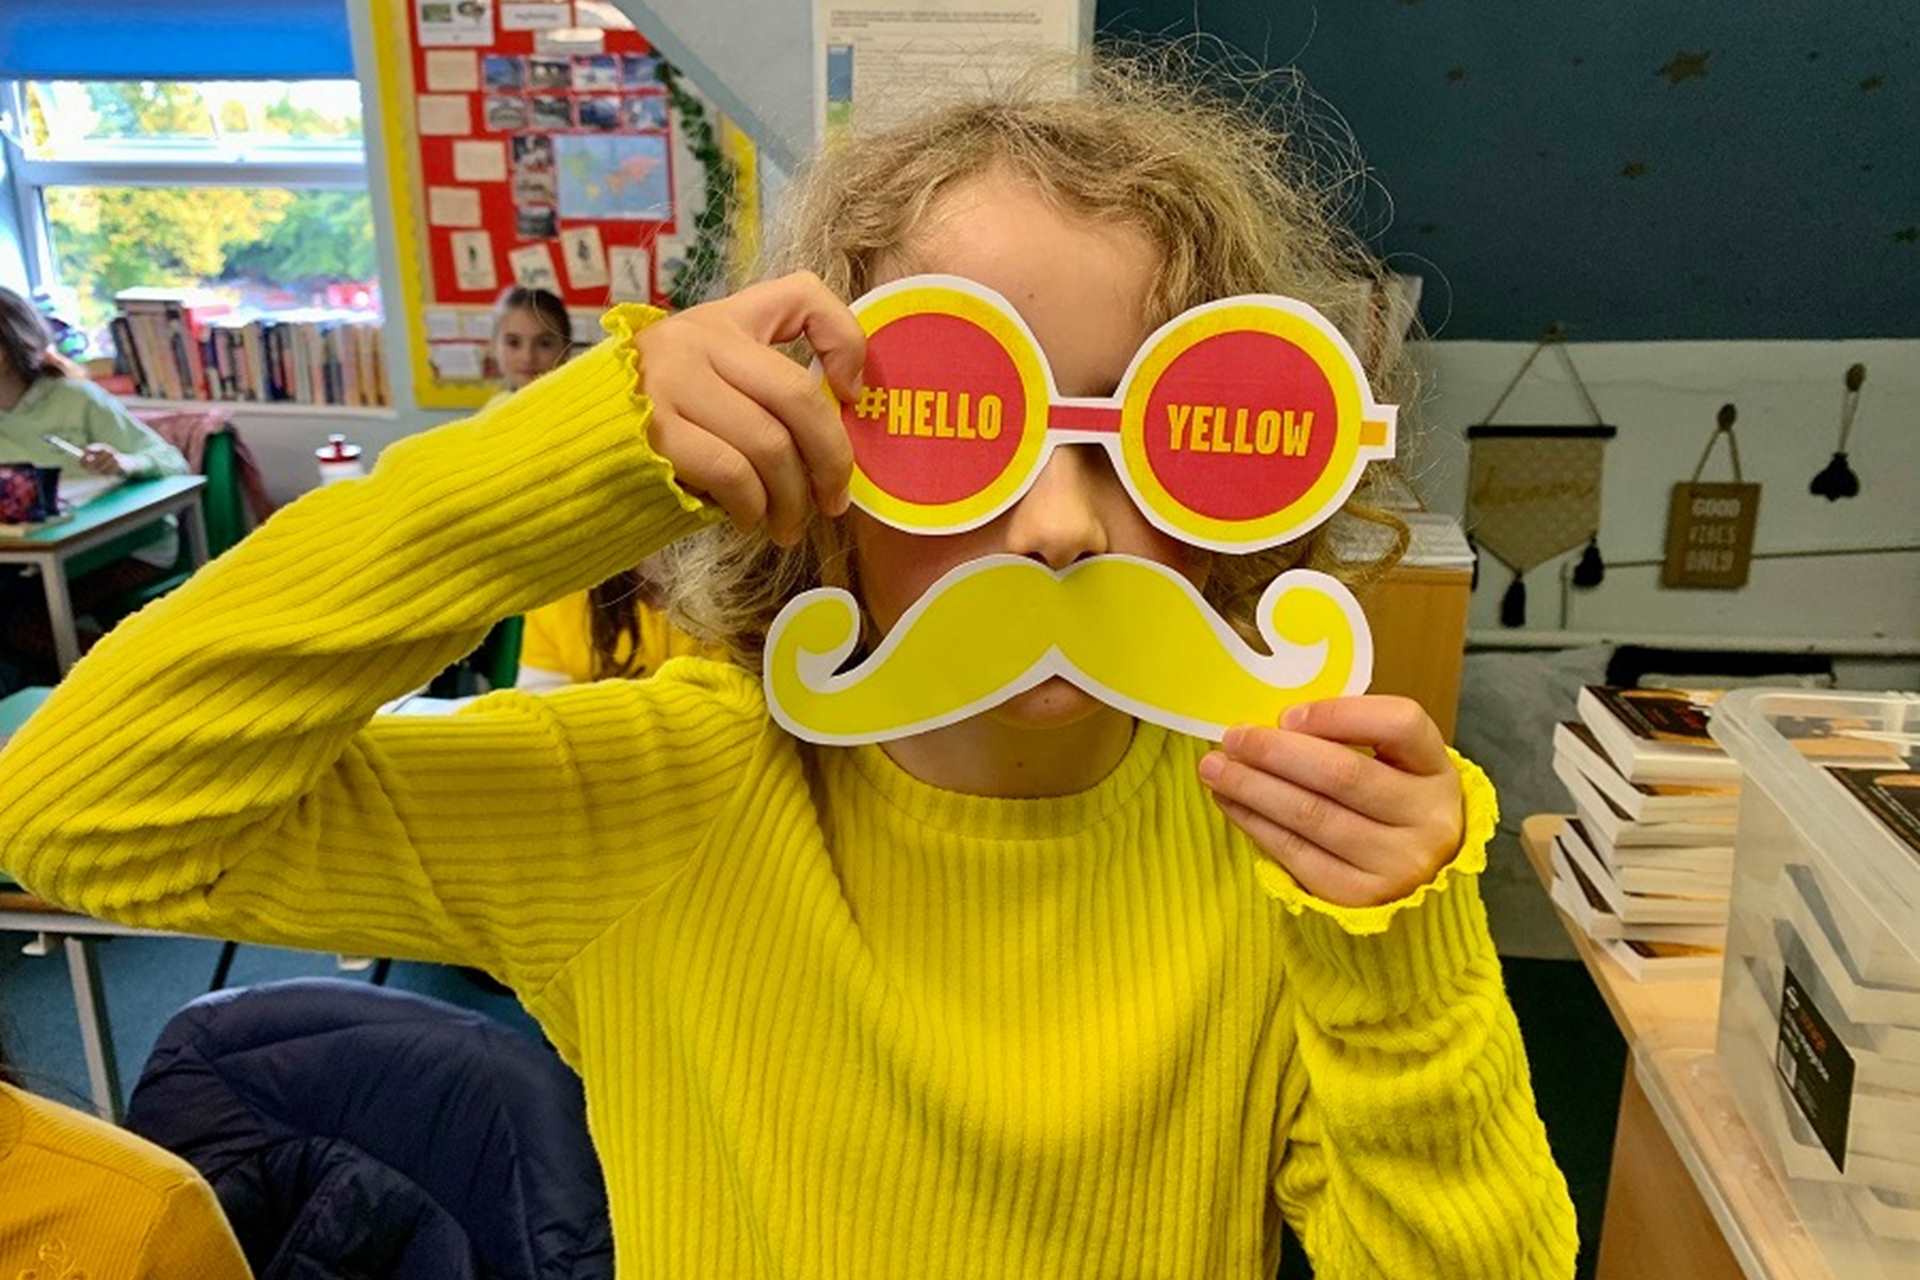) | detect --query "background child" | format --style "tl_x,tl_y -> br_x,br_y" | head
515,563 -> 713,688
0,1042 -> 249,1275
0,287 -> 190,684
0,59 -> 1577,1278
486,284 -> 572,399
486,286 -> 712,687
